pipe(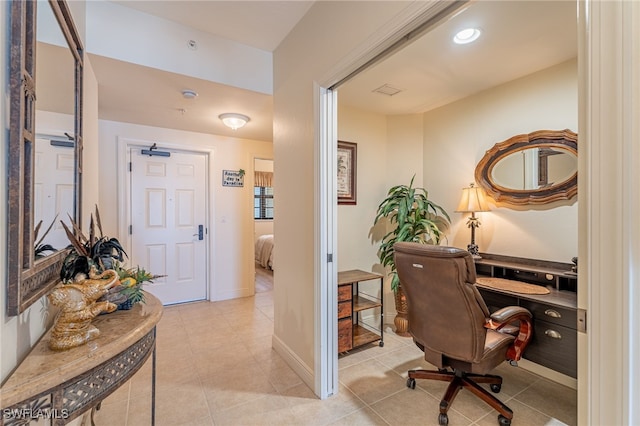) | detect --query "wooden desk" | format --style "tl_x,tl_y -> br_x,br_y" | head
337,270 -> 384,353
0,294 -> 163,425
475,254 -> 578,378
